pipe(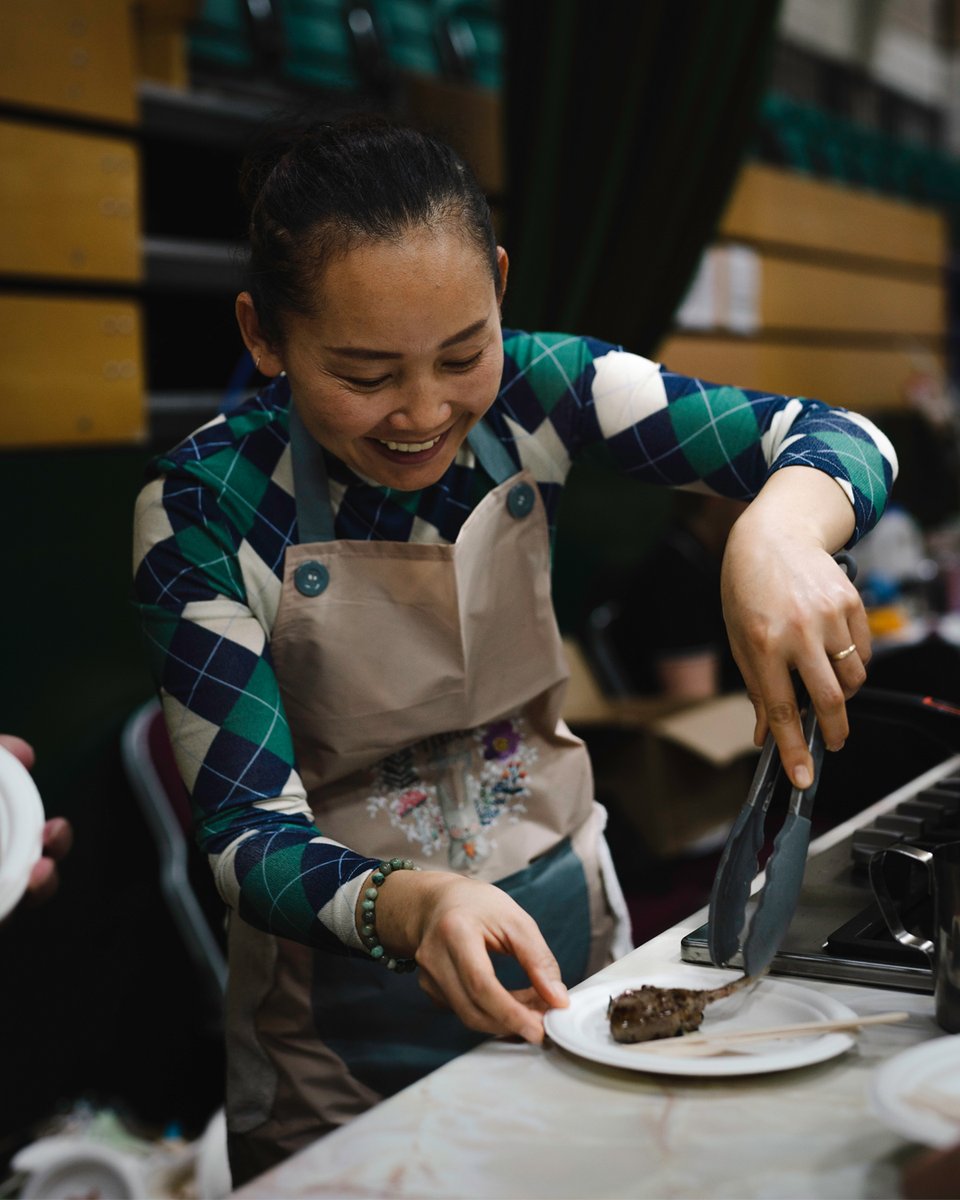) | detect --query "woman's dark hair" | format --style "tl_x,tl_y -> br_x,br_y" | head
240,114 -> 499,345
